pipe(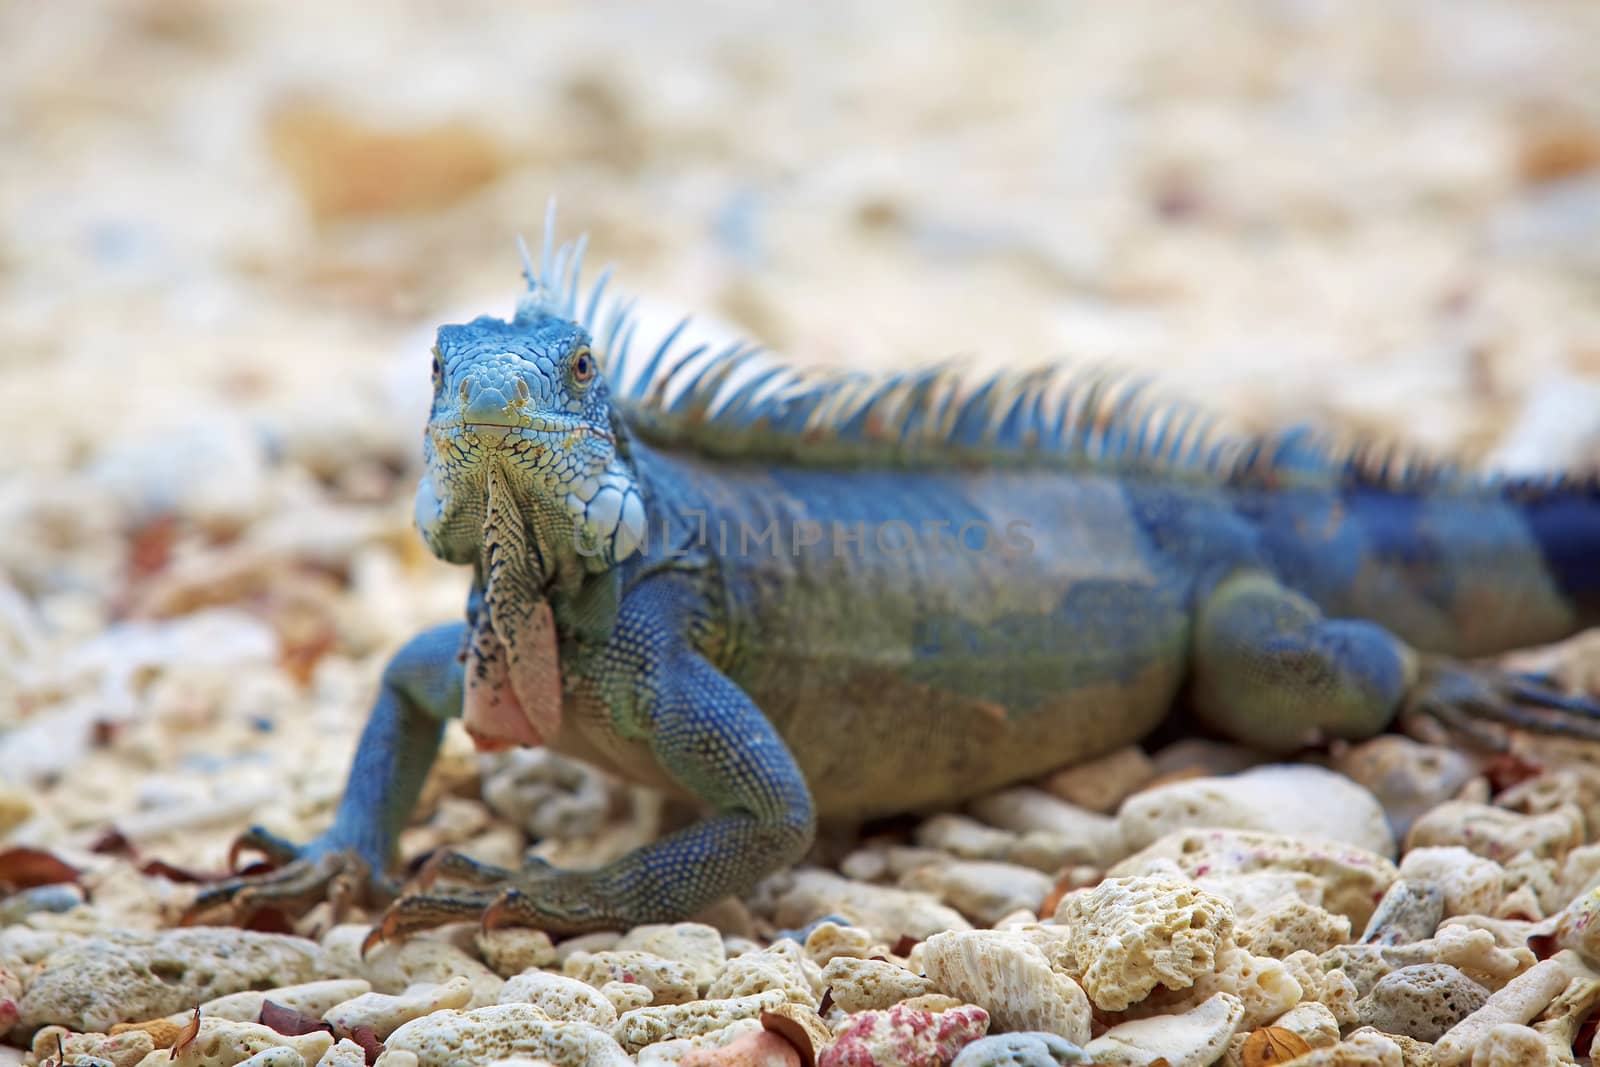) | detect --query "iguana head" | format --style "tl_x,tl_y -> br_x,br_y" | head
414,295 -> 645,572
